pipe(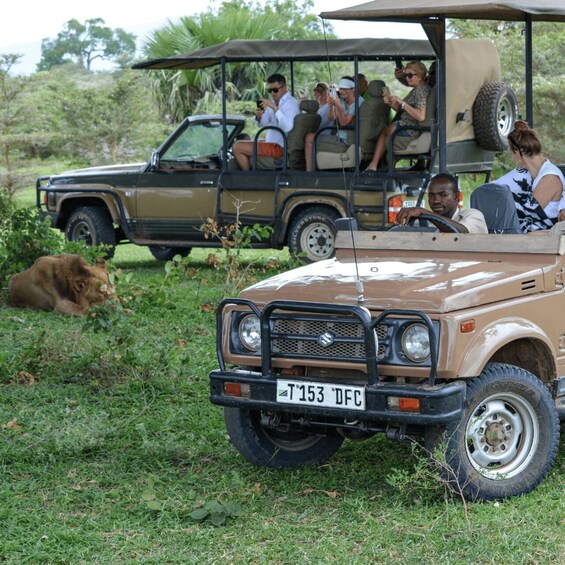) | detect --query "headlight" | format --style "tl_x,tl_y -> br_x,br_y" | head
401,323 -> 430,363
238,314 -> 261,351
